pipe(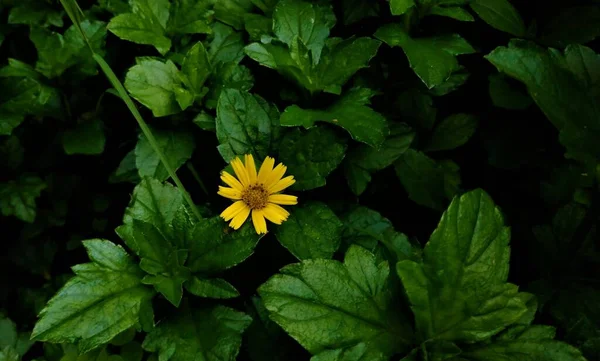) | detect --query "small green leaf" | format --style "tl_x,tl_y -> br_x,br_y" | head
488,73 -> 533,110
216,89 -> 280,162
214,0 -> 254,30
281,88 -> 388,148
259,245 -> 412,358
62,118 -> 106,155
107,0 -> 171,55
394,150 -> 460,210
397,189 -> 532,342
425,113 -> 478,151
278,127 -> 347,191
344,123 -> 415,195
208,22 -> 246,65
135,127 -> 195,182
184,276 -> 240,299
205,62 -> 254,109
8,0 -> 64,27
341,0 -> 379,25
181,42 -> 212,98
428,6 -> 474,21
0,176 -> 46,223
31,240 -> 155,352
275,201 -> 343,260
124,58 -> 189,117
470,0 -> 526,37
376,24 -> 474,88
167,0 -> 212,36
464,339 -> 587,361
142,305 -> 251,361
244,13 -> 272,41
390,0 -> 415,15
